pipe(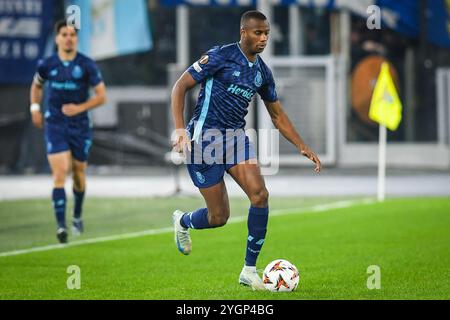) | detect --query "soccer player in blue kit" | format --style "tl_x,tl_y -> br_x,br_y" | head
171,11 -> 321,290
30,21 -> 106,243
